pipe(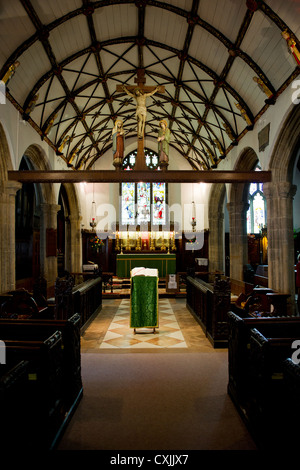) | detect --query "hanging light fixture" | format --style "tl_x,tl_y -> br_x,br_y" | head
191,201 -> 196,232
191,183 -> 196,232
90,183 -> 97,229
